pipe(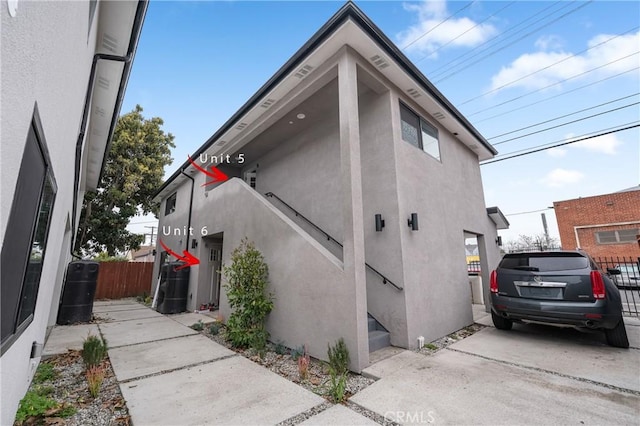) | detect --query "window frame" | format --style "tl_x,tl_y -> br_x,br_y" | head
165,193 -> 177,216
1,105 -> 57,355
399,101 -> 441,161
595,229 -> 640,245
